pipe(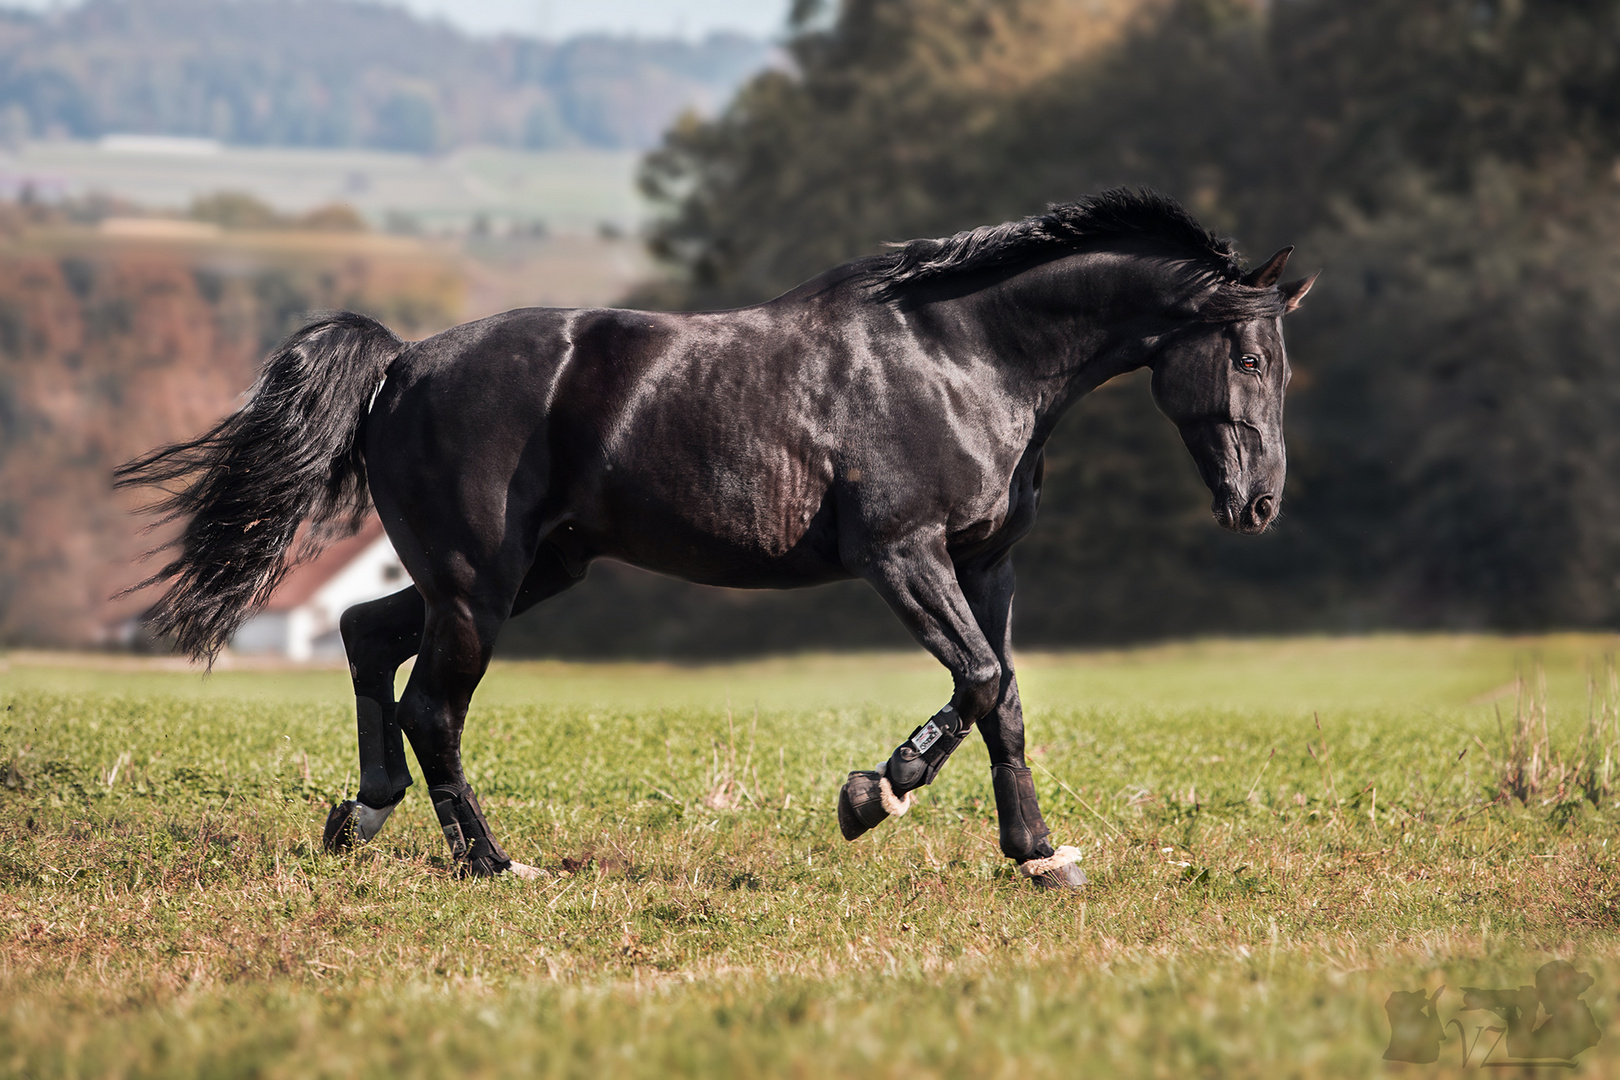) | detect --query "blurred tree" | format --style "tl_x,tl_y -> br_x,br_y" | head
189,192 -> 369,233
0,0 -> 773,152
295,203 -> 367,232
189,191 -> 281,230
373,91 -> 441,154
637,0 -> 1148,310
